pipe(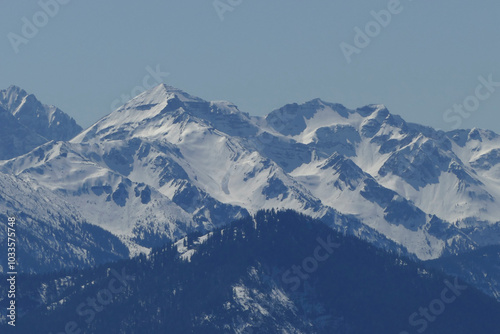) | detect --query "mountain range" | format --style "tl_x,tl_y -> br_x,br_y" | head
1,84 -> 500,301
